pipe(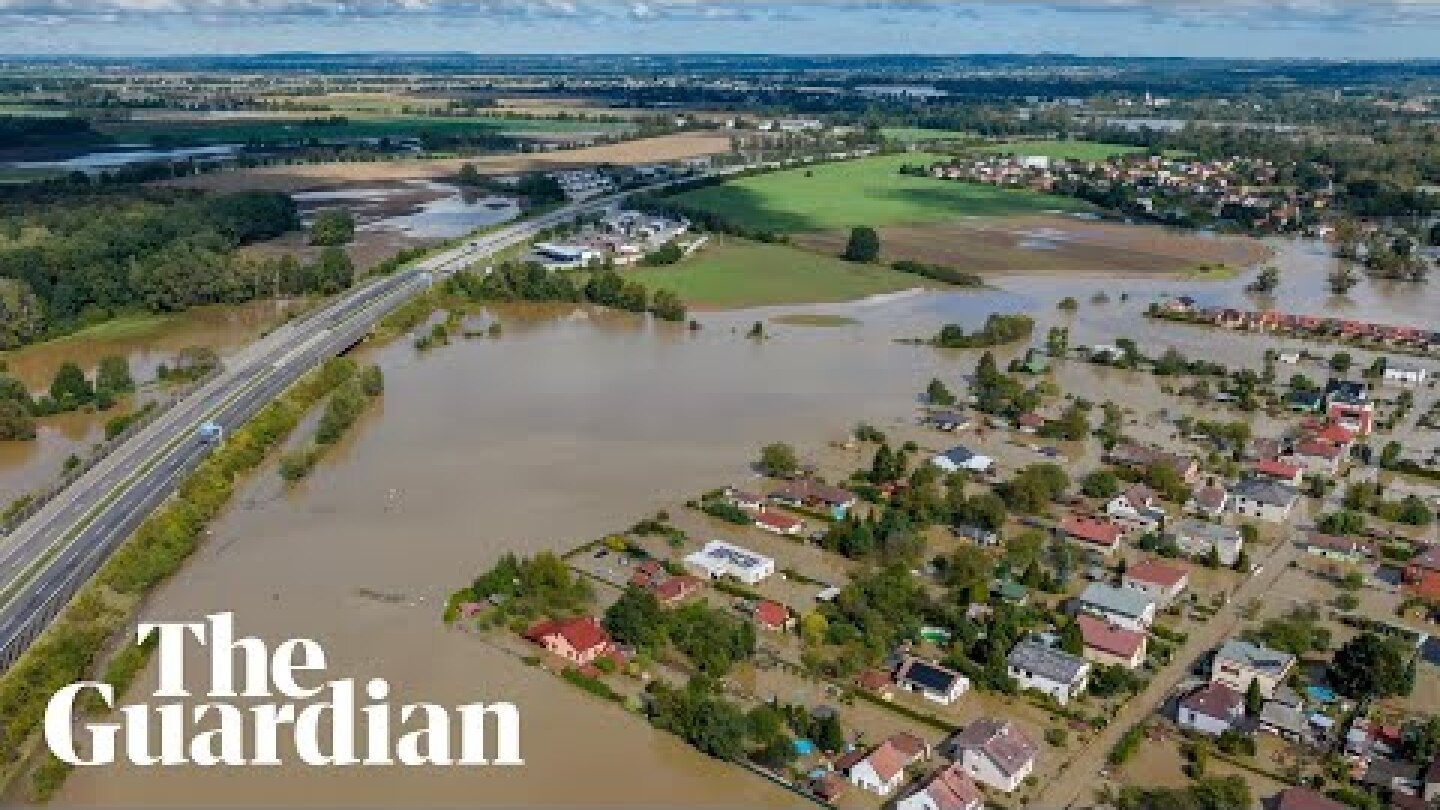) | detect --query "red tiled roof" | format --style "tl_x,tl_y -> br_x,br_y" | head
1255,458 -> 1301,479
1191,485 -> 1227,510
754,510 -> 803,532
1126,560 -> 1188,590
911,763 -> 983,810
1311,423 -> 1356,444
1294,440 -> 1343,460
857,669 -> 893,692
1061,515 -> 1124,548
887,731 -> 928,760
1017,413 -> 1046,428
859,739 -> 910,784
754,600 -> 789,629
652,575 -> 702,603
527,616 -> 610,654
1077,615 -> 1145,659
1274,787 -> 1350,810
1179,682 -> 1244,722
